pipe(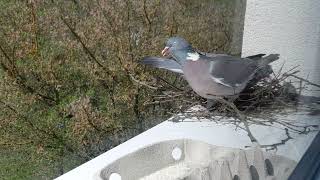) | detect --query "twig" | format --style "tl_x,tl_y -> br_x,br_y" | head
60,16 -> 113,78
275,62 -> 285,79
284,73 -> 320,88
144,99 -> 176,106
156,76 -> 183,91
260,128 -> 292,151
81,104 -> 103,132
129,74 -> 158,90
143,0 -> 152,30
0,141 -> 33,146
286,65 -> 300,73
